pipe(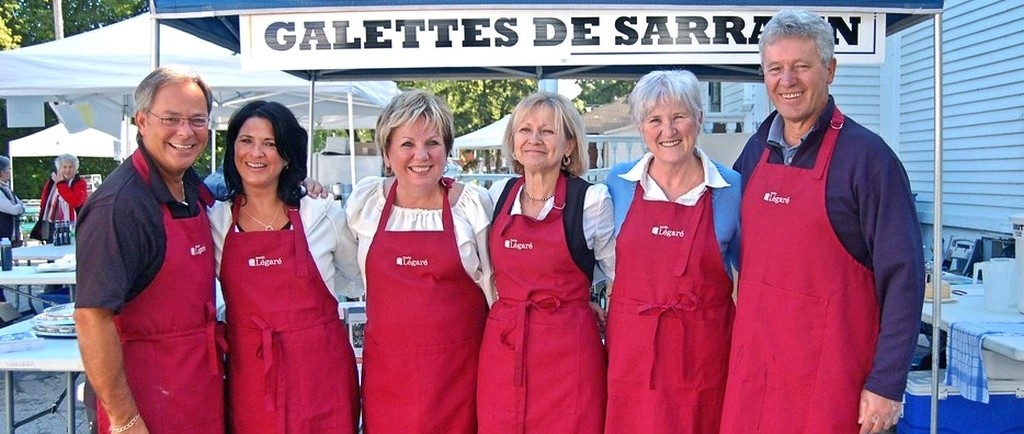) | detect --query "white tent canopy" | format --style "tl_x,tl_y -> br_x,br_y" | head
454,115 -> 509,151
9,124 -> 119,159
0,14 -> 399,137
